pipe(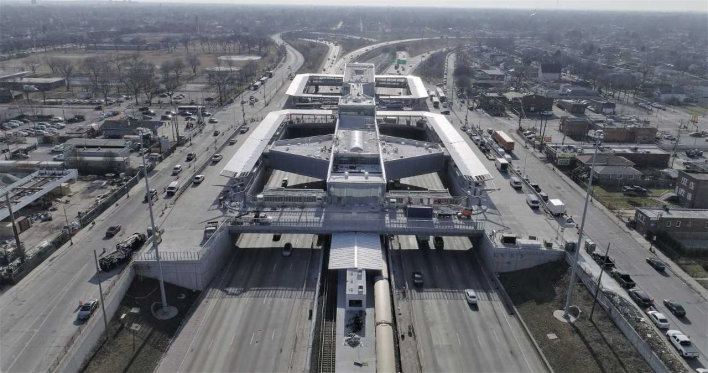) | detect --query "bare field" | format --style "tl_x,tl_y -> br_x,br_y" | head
500,261 -> 653,373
